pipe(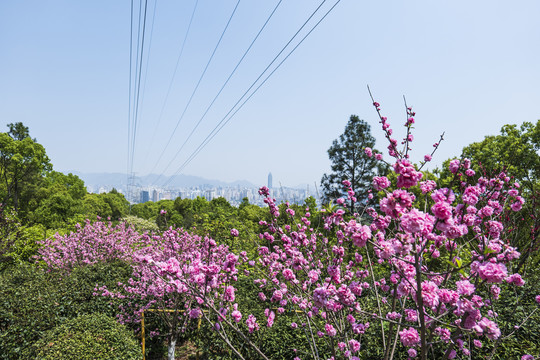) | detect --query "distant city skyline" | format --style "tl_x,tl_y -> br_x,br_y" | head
1,1 -> 539,187
78,170 -> 317,206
